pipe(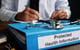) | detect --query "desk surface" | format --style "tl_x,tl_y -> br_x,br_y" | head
0,21 -> 80,50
